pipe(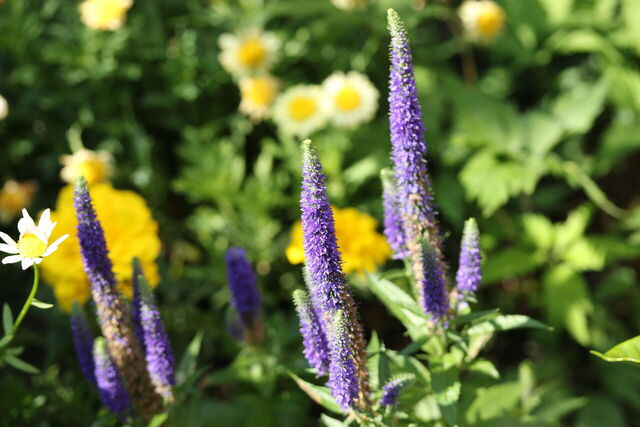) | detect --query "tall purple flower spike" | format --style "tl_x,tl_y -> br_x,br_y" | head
74,177 -> 162,420
456,218 -> 482,295
387,9 -> 449,320
327,310 -> 359,411
71,303 -> 96,387
420,240 -> 449,321
132,261 -> 175,400
381,169 -> 408,260
299,140 -> 369,407
93,337 -> 131,419
293,289 -> 330,377
380,375 -> 414,407
224,246 -> 264,343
